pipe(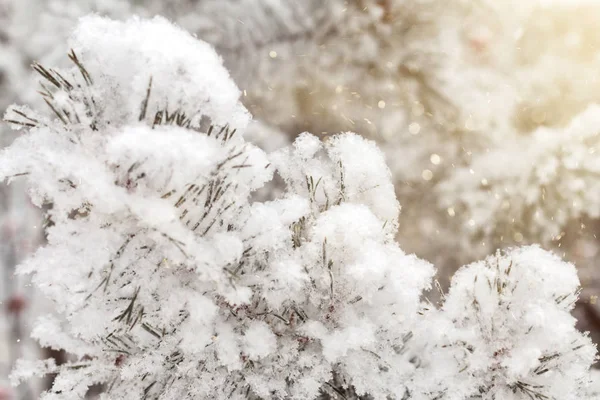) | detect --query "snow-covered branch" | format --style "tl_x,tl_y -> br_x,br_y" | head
0,14 -> 597,400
